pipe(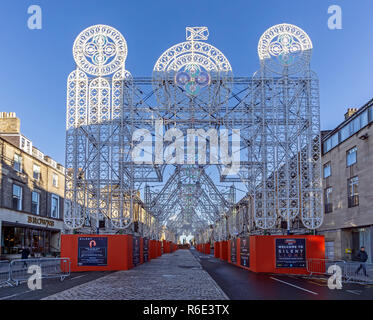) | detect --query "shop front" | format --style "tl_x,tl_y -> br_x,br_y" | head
0,208 -> 64,259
